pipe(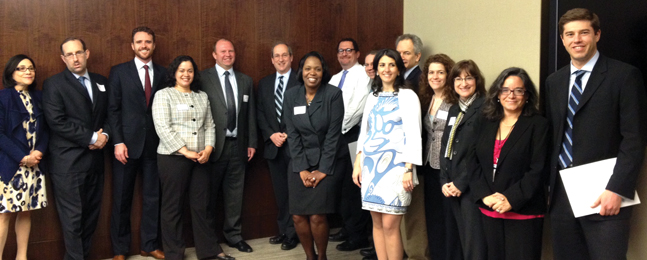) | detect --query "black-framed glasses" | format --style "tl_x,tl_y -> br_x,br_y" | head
15,66 -> 36,72
63,50 -> 86,59
337,48 -> 355,54
500,88 -> 526,96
